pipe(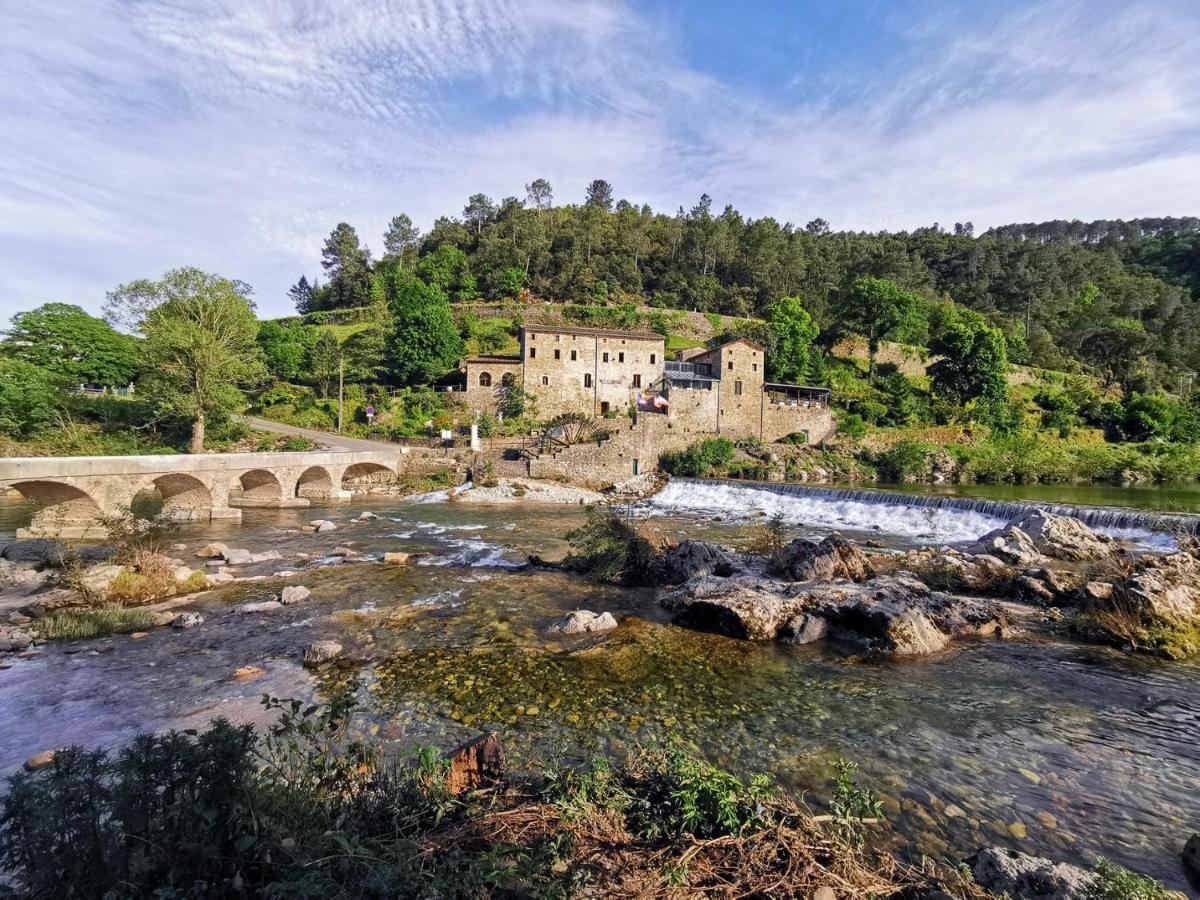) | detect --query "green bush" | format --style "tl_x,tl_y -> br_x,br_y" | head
876,440 -> 932,481
658,437 -> 736,477
563,507 -> 656,584
1086,857 -> 1174,900
837,413 -> 867,439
